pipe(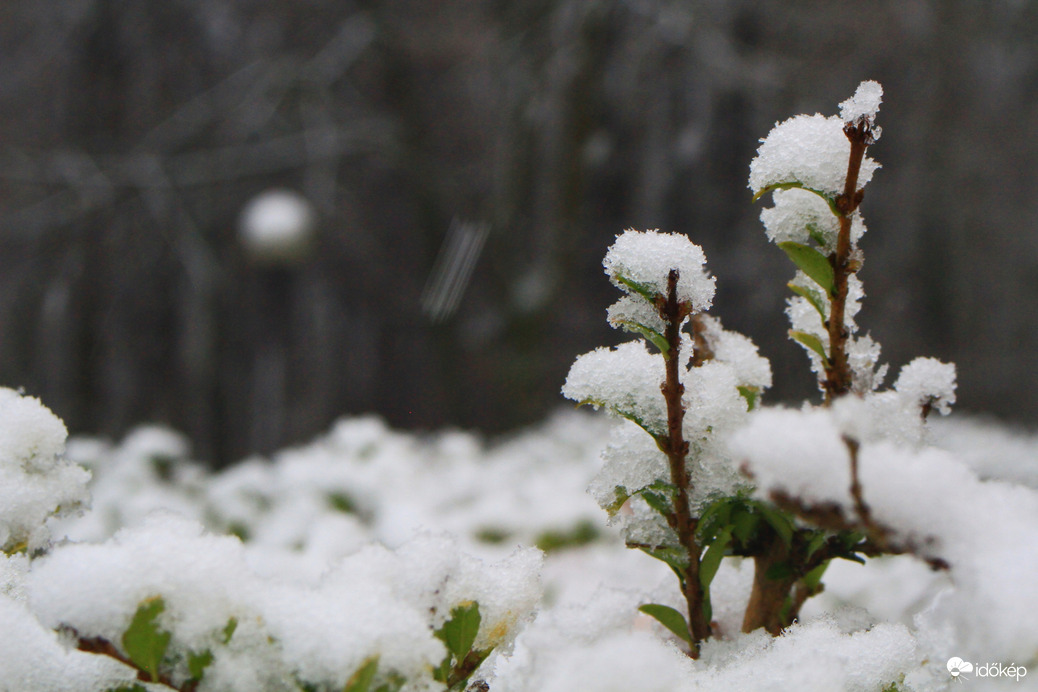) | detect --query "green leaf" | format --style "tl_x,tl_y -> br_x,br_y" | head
751,182 -> 840,216
777,241 -> 835,296
695,497 -> 733,543
805,532 -> 828,560
188,649 -> 214,681
806,222 -> 828,247
753,502 -> 794,547
222,617 -> 238,645
573,397 -> 664,441
615,274 -> 660,303
736,385 -> 761,411
802,561 -> 829,591
639,490 -> 673,517
344,656 -> 380,692
122,597 -> 172,683
435,602 -> 481,662
535,519 -> 599,552
787,282 -> 828,322
604,486 -> 631,516
730,506 -> 761,546
638,603 -> 691,644
373,672 -> 407,692
789,330 -> 830,365
327,491 -> 357,514
613,319 -> 670,356
699,528 -> 731,591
